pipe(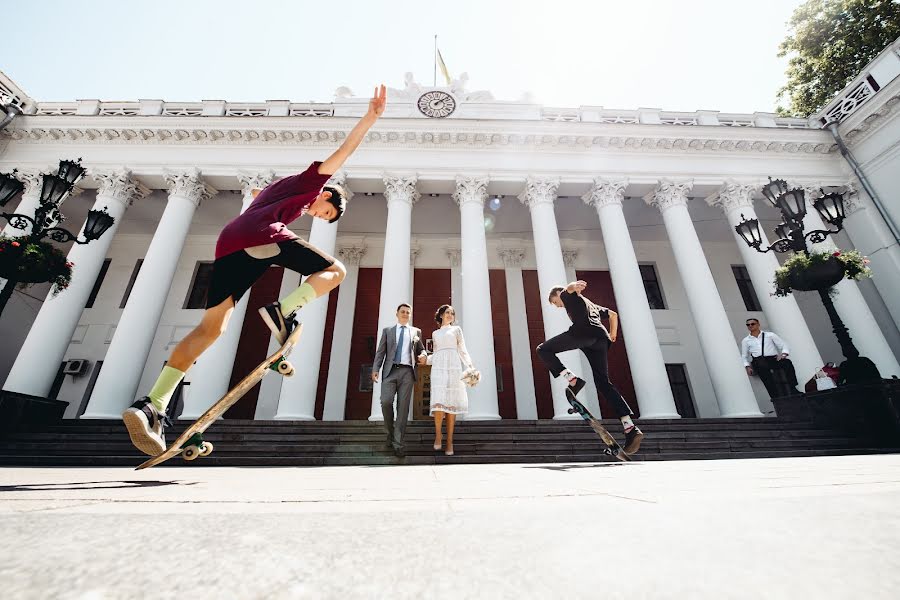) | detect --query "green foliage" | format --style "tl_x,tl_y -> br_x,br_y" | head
0,235 -> 74,296
777,0 -> 900,116
773,249 -> 872,297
